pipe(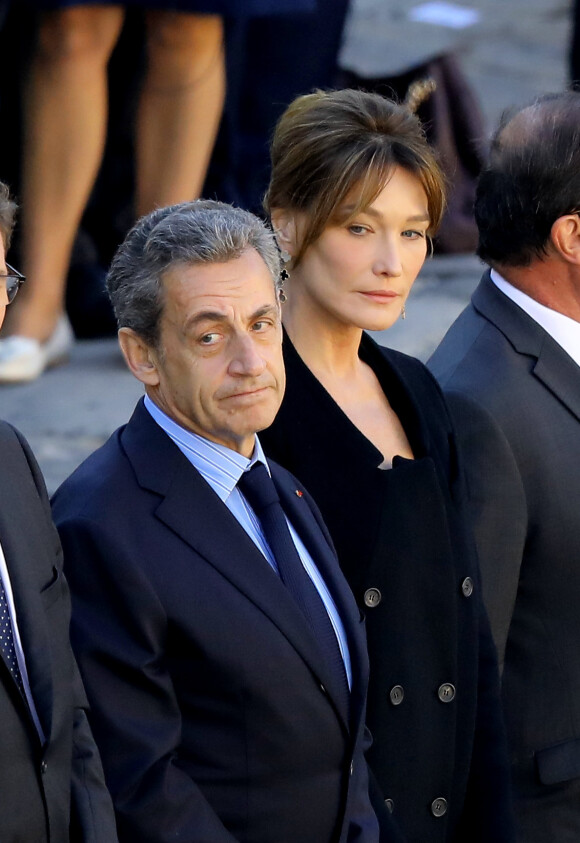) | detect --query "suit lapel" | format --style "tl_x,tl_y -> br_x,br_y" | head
533,342 -> 580,423
0,437 -> 54,740
474,272 -> 580,422
122,402 -> 351,731
273,465 -> 367,728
